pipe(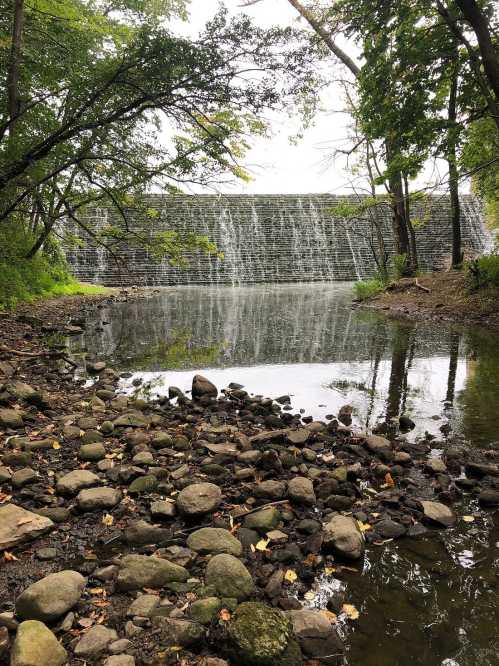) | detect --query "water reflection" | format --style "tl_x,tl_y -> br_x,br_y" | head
72,283 -> 499,447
